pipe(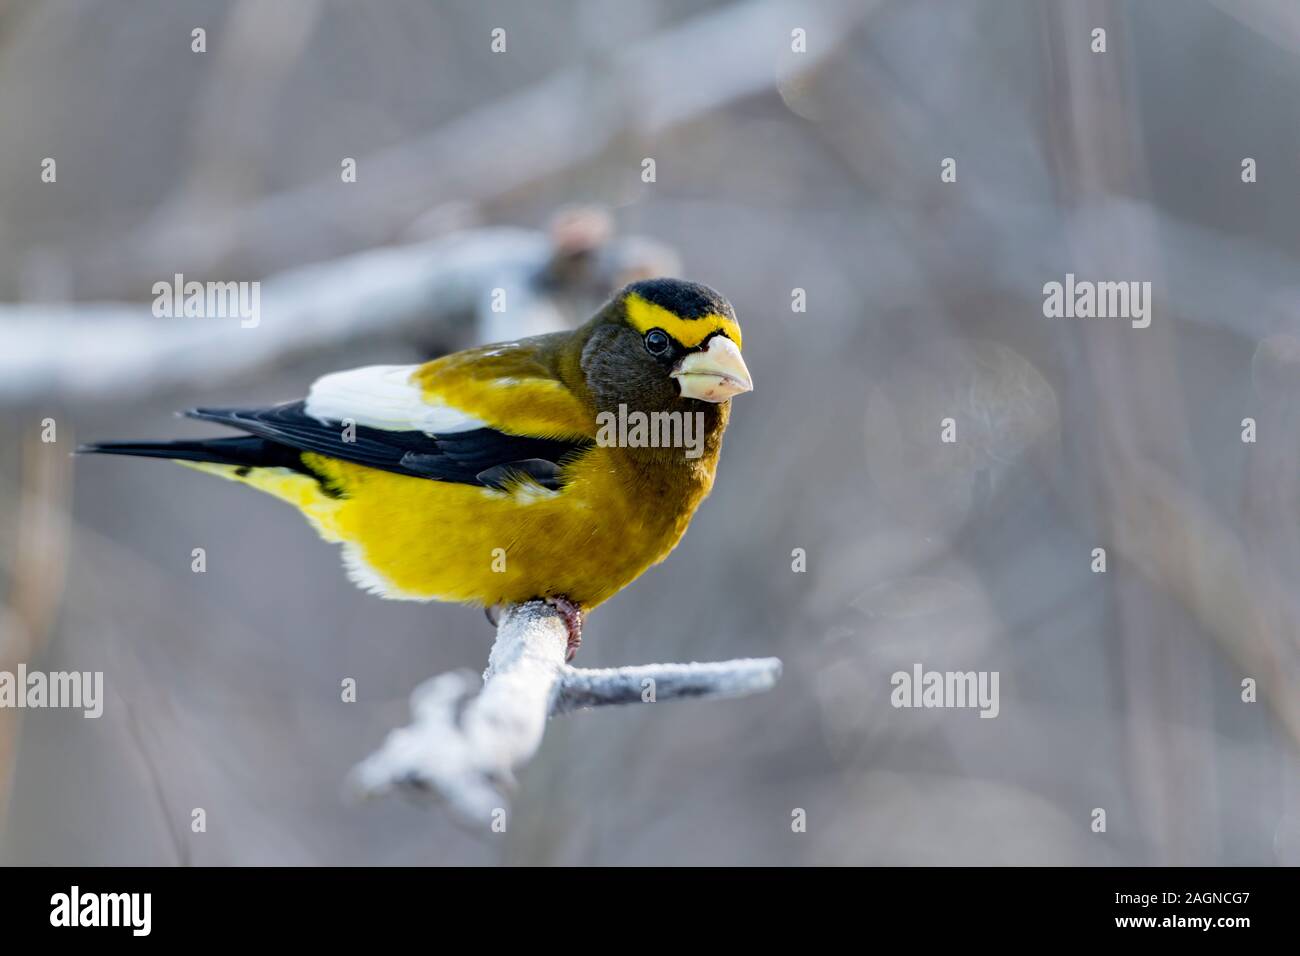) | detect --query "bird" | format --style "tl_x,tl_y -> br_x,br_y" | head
80,278 -> 752,659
